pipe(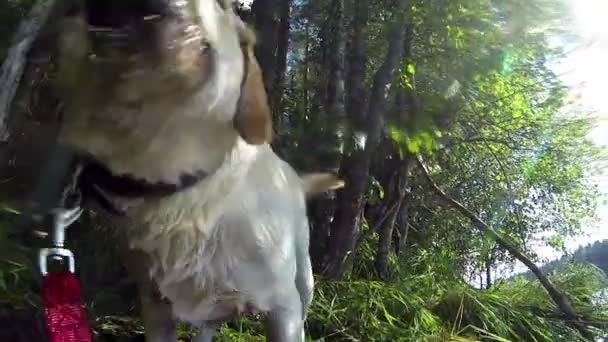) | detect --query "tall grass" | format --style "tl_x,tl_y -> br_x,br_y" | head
1,208 -> 606,341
